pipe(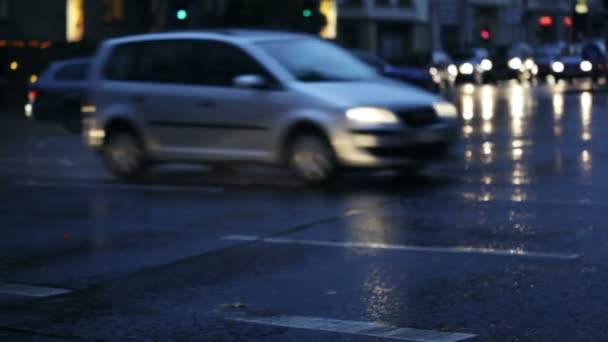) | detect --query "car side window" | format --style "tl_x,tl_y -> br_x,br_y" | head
191,41 -> 273,87
55,63 -> 89,81
104,40 -> 190,84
